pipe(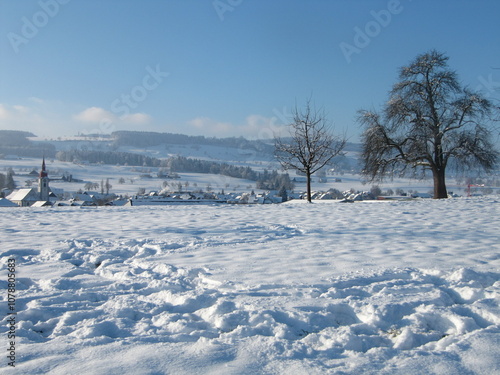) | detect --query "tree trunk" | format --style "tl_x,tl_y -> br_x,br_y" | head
306,171 -> 312,203
432,168 -> 448,199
